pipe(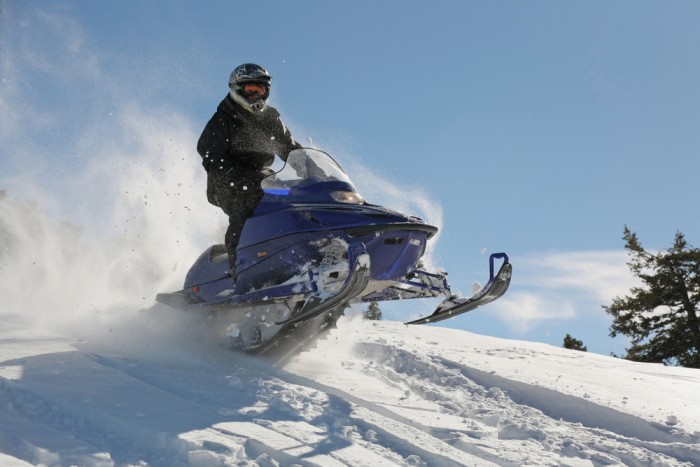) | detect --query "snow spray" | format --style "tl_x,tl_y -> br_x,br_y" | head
0,108 -> 222,347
